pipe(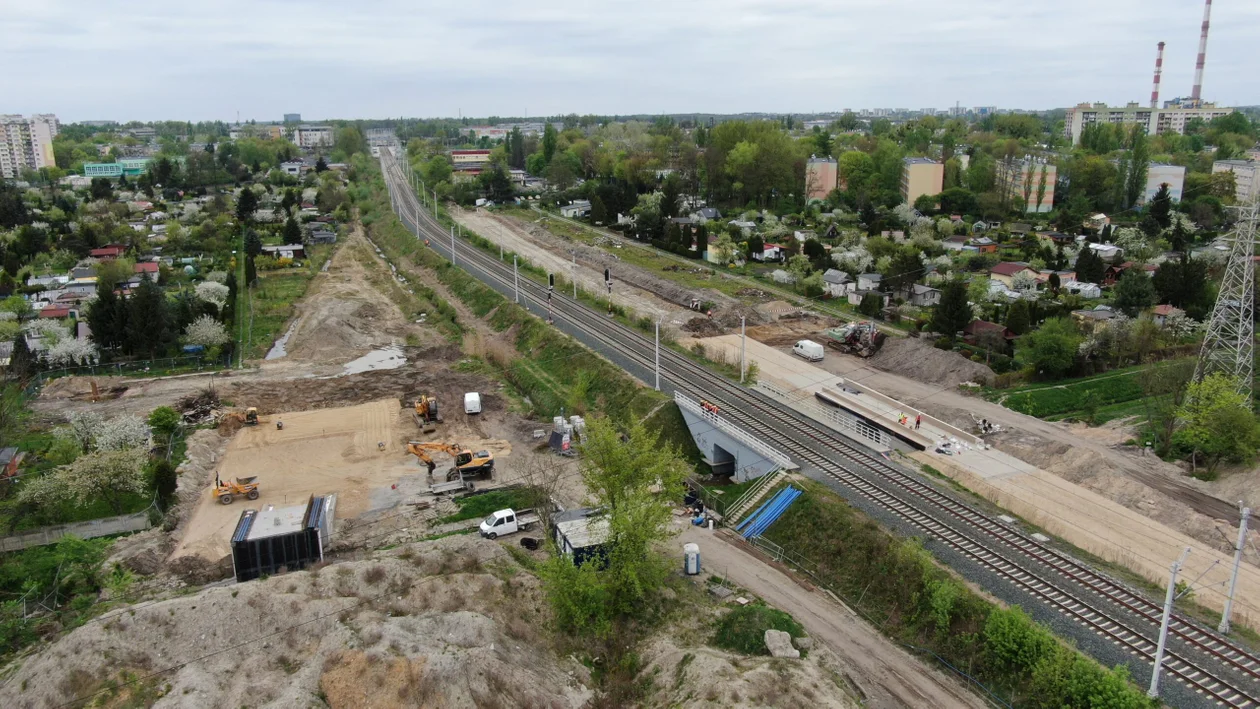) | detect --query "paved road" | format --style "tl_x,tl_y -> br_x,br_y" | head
676,523 -> 987,709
